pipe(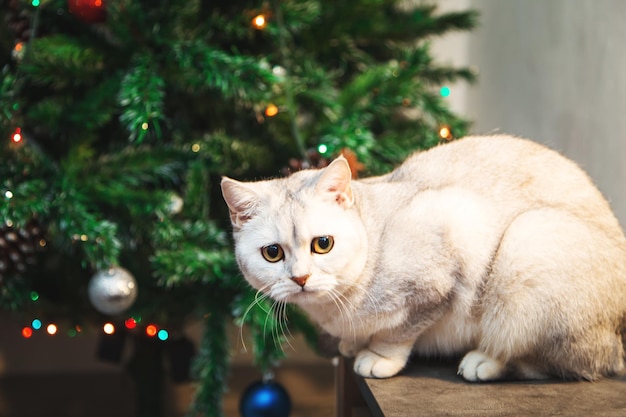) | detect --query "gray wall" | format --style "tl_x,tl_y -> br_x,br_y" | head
435,0 -> 626,225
